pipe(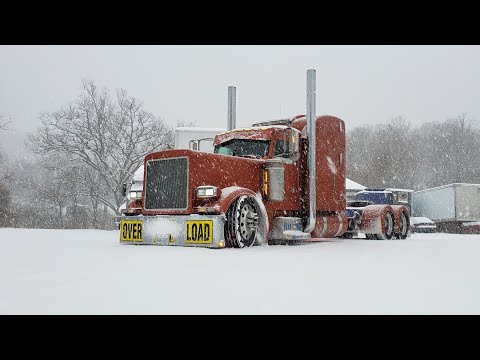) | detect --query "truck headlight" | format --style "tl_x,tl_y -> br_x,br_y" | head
196,186 -> 218,198
128,191 -> 143,199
